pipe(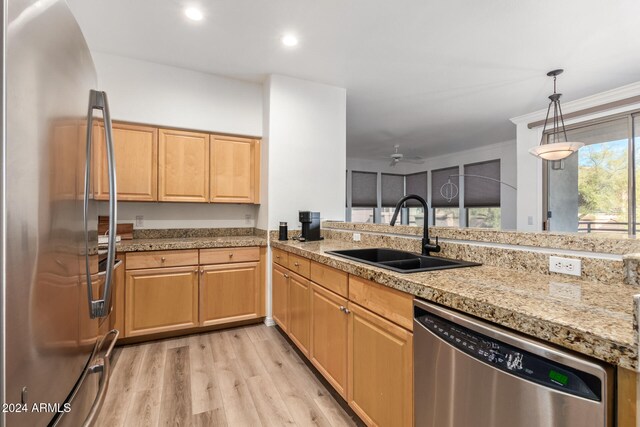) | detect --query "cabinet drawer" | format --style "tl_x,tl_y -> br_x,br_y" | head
126,250 -> 198,270
199,247 -> 260,265
348,276 -> 413,331
288,254 -> 311,278
272,248 -> 289,267
310,261 -> 348,298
